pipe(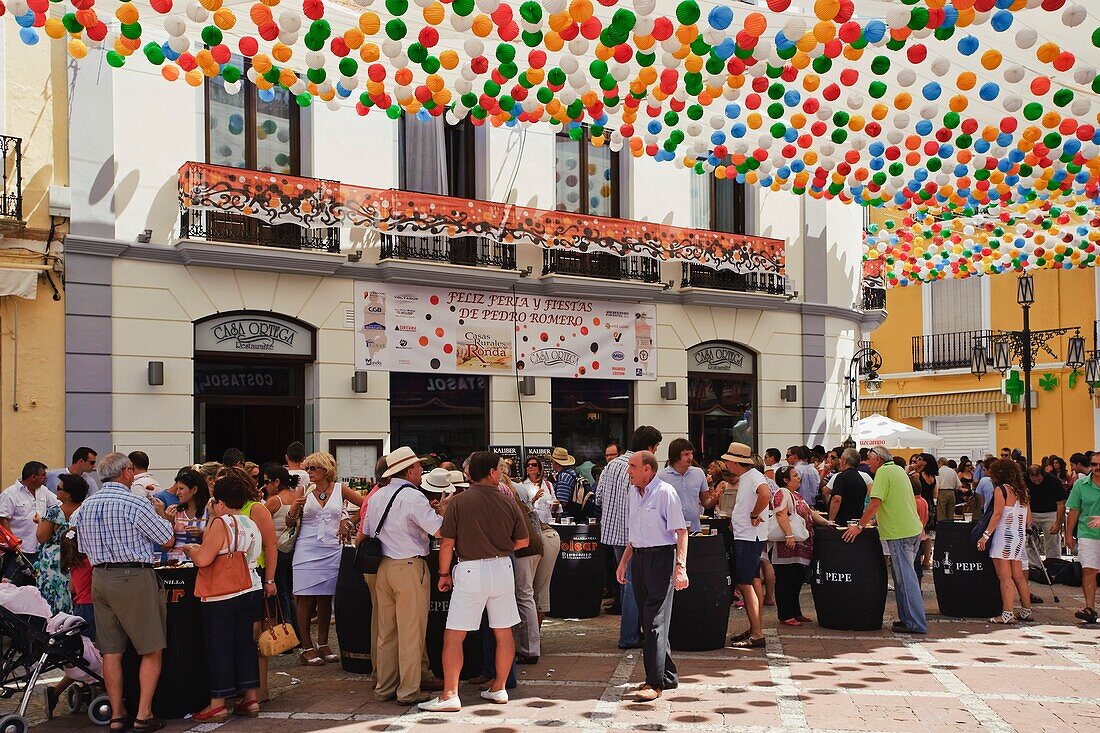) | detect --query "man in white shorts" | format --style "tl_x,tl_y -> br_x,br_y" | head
420,451 -> 529,712
1066,452 -> 1100,624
